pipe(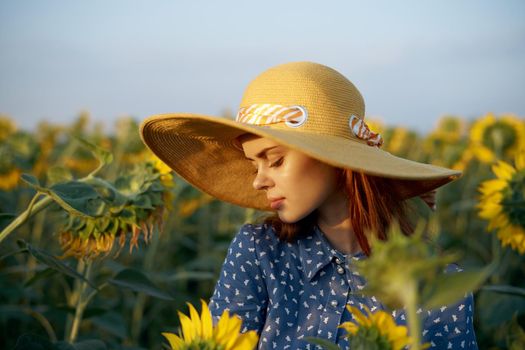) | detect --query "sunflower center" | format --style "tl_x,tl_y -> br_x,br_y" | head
482,122 -> 517,154
183,339 -> 224,350
501,169 -> 525,228
351,325 -> 392,350
439,117 -> 462,136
